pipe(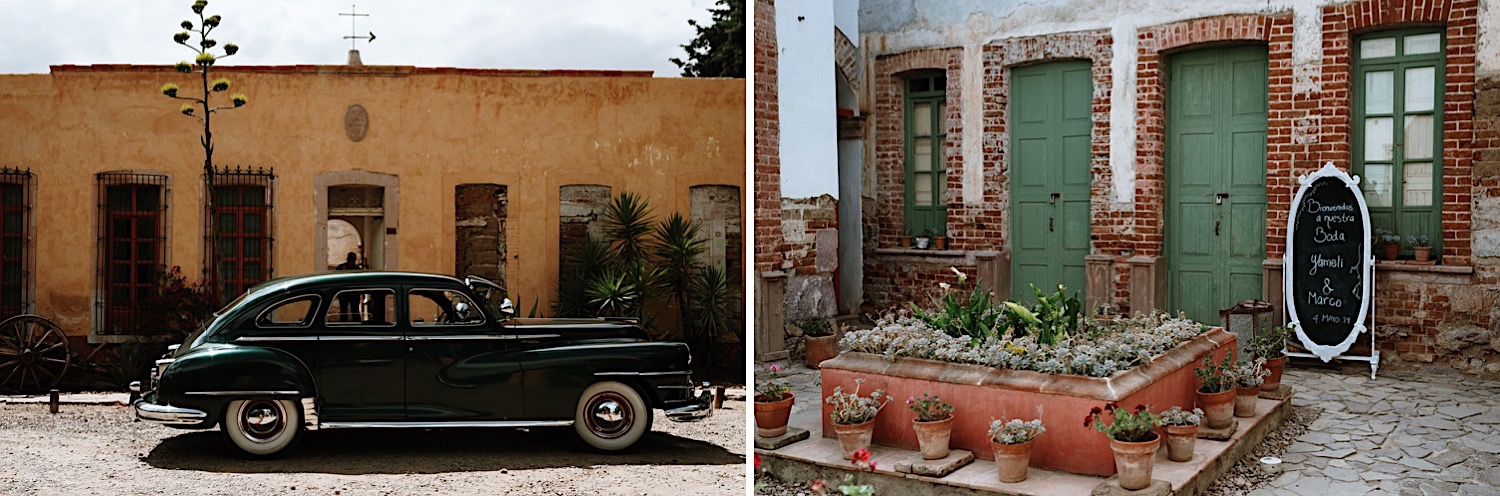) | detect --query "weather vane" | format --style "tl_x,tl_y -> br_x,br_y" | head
339,4 -> 376,49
